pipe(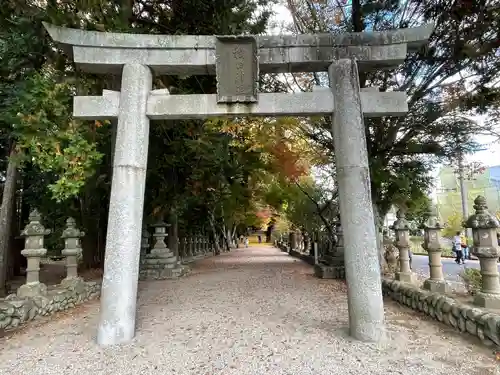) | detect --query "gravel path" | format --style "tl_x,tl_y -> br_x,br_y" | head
0,246 -> 498,375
